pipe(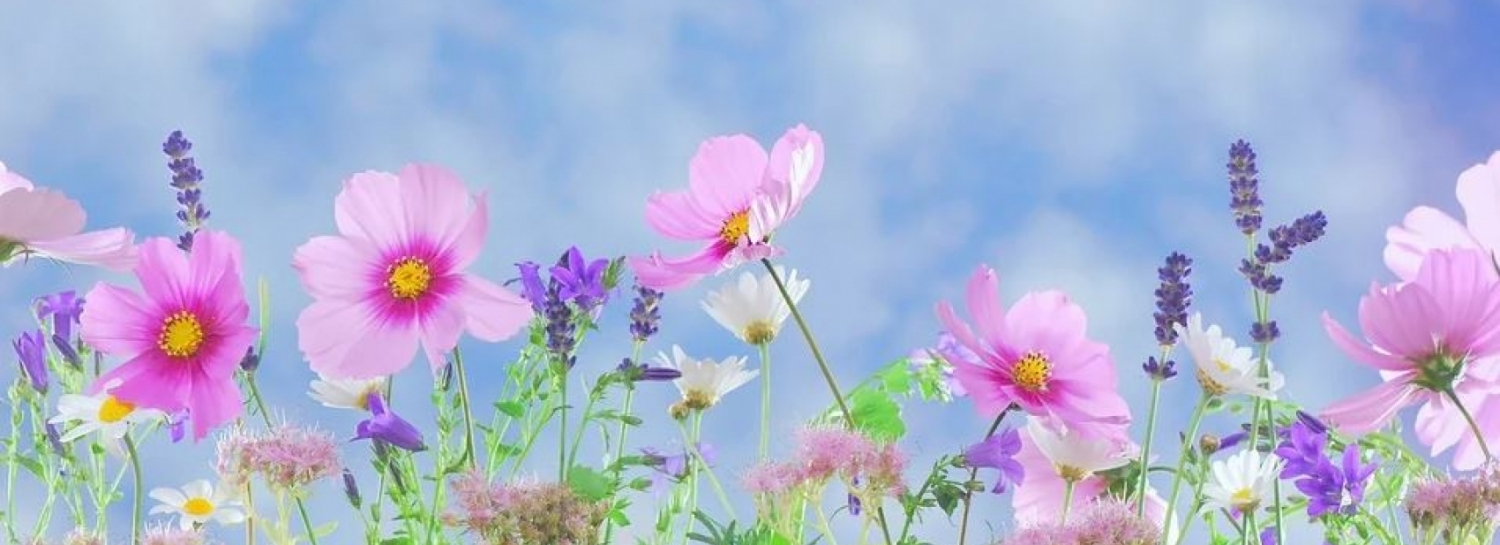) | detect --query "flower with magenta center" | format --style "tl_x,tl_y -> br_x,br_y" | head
0,161 -> 137,270
80,230 -> 256,440
628,124 -> 823,291
293,164 -> 533,379
937,264 -> 1130,437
